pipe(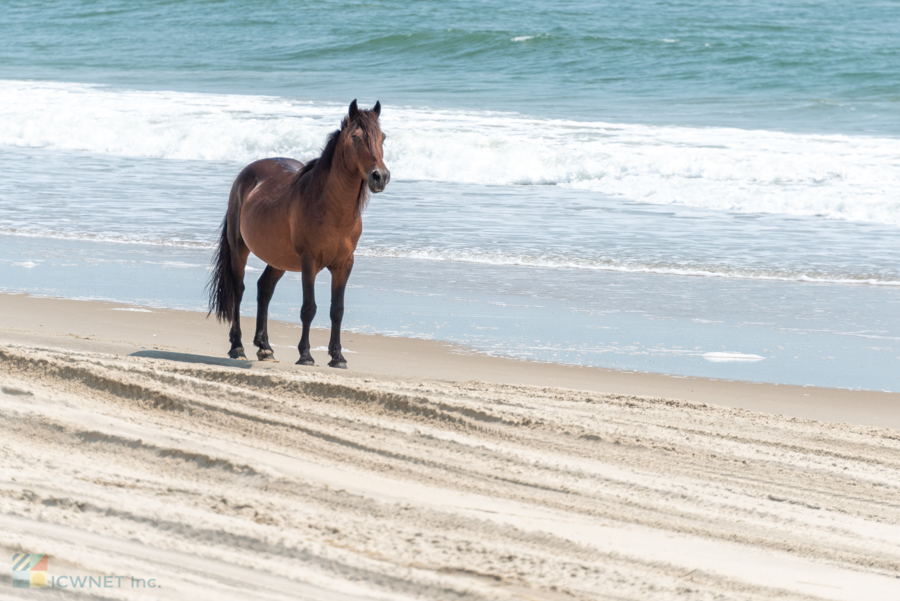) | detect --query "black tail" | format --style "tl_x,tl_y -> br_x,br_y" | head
207,217 -> 238,323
